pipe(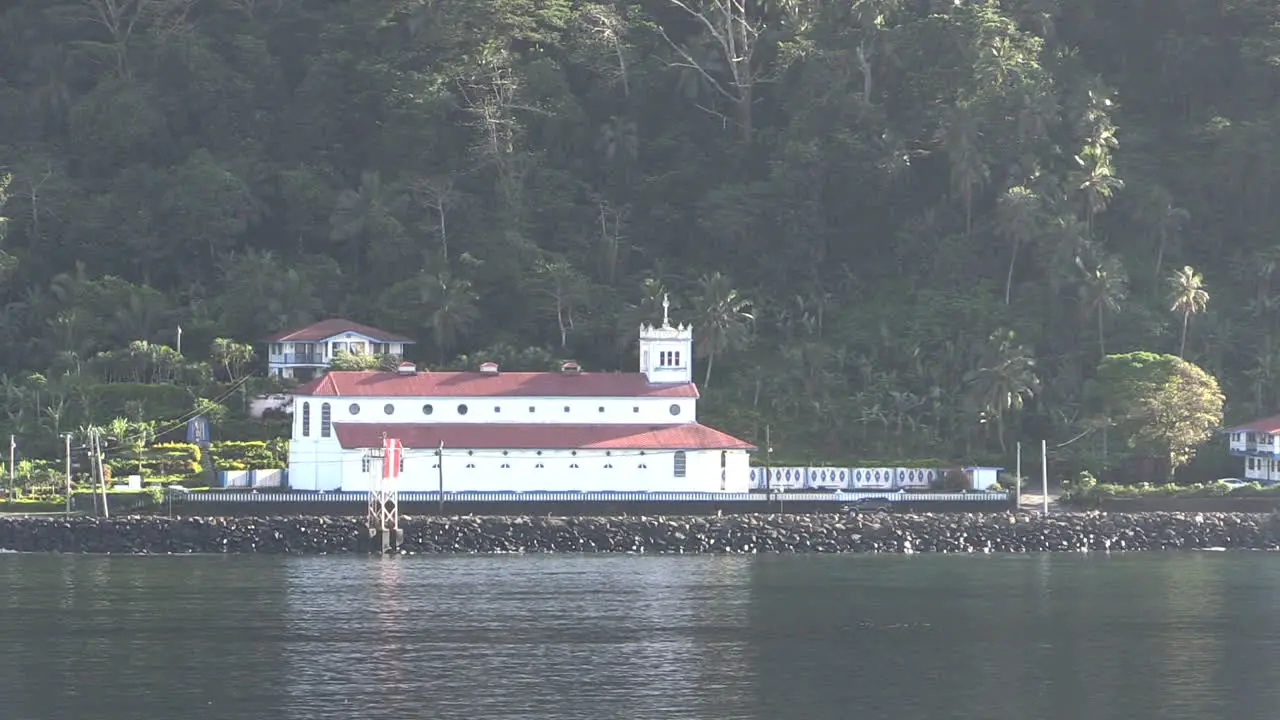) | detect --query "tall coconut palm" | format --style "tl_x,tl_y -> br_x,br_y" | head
691,272 -> 753,387
962,329 -> 1039,453
937,101 -> 989,238
420,271 -> 479,363
1072,144 -> 1124,236
996,185 -> 1041,305
1076,254 -> 1128,356
1168,265 -> 1209,358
